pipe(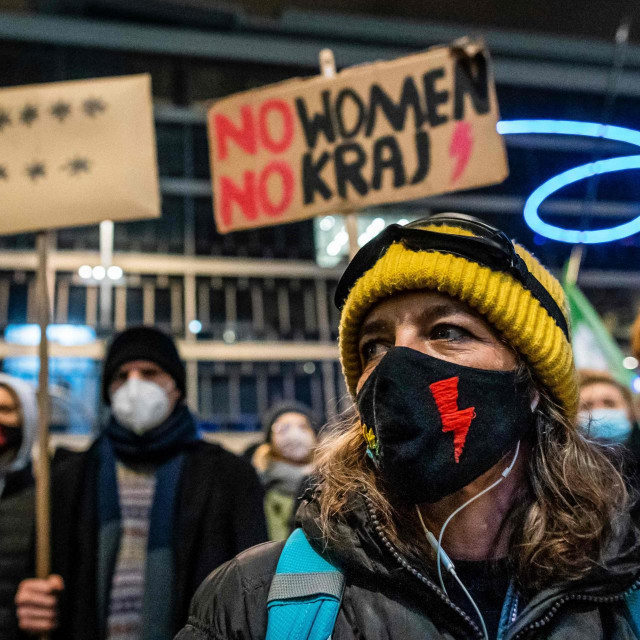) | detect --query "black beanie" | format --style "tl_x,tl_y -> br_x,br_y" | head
261,400 -> 319,443
102,326 -> 186,405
